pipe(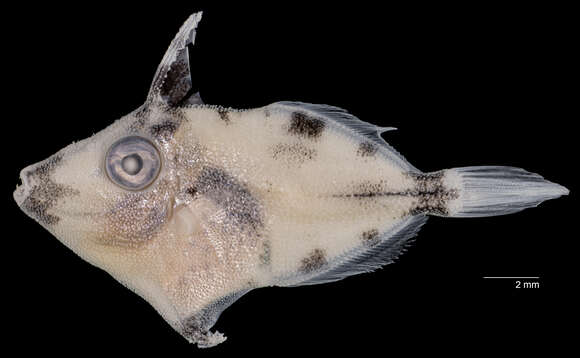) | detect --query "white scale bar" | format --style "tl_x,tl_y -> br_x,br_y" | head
483,277 -> 540,279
